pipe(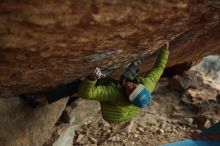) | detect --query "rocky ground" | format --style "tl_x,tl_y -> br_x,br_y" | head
72,70 -> 220,146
